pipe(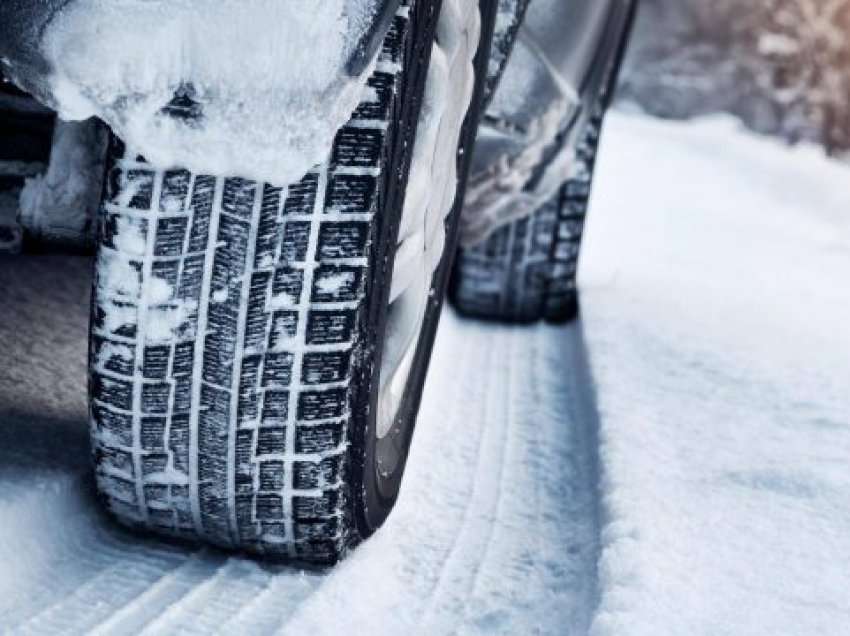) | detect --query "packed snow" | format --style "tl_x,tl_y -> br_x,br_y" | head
40,0 -> 381,185
0,111 -> 847,634
582,111 -> 850,635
